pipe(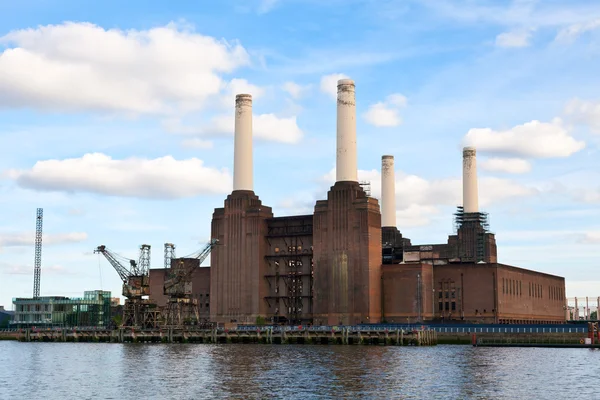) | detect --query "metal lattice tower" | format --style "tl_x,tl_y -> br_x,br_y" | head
164,243 -> 176,269
138,244 -> 151,276
33,208 -> 43,298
